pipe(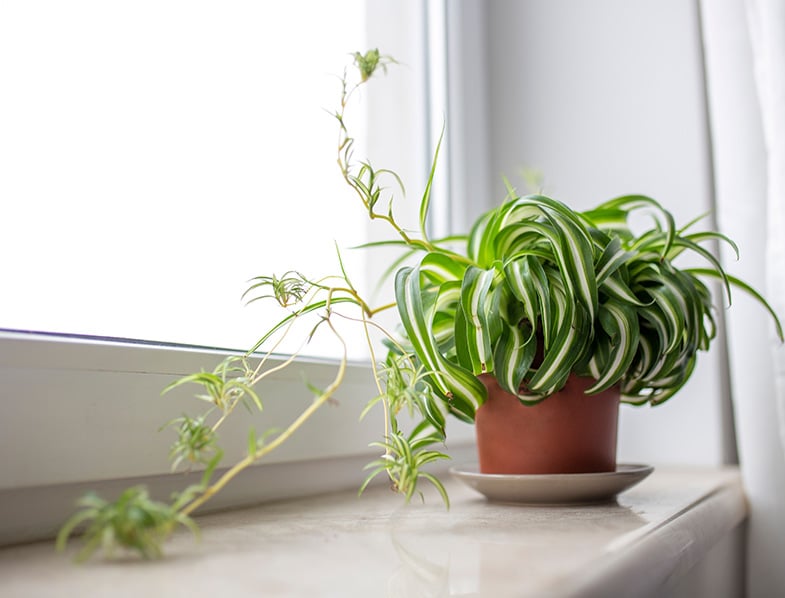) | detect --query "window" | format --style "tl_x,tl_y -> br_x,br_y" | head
0,0 -> 375,357
0,2 -> 479,536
